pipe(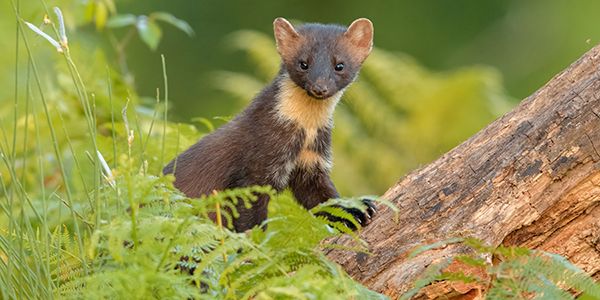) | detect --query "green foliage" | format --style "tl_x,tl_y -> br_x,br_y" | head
3,155 -> 386,299
106,11 -> 194,51
401,238 -> 600,300
84,0 -> 116,30
216,30 -> 514,195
